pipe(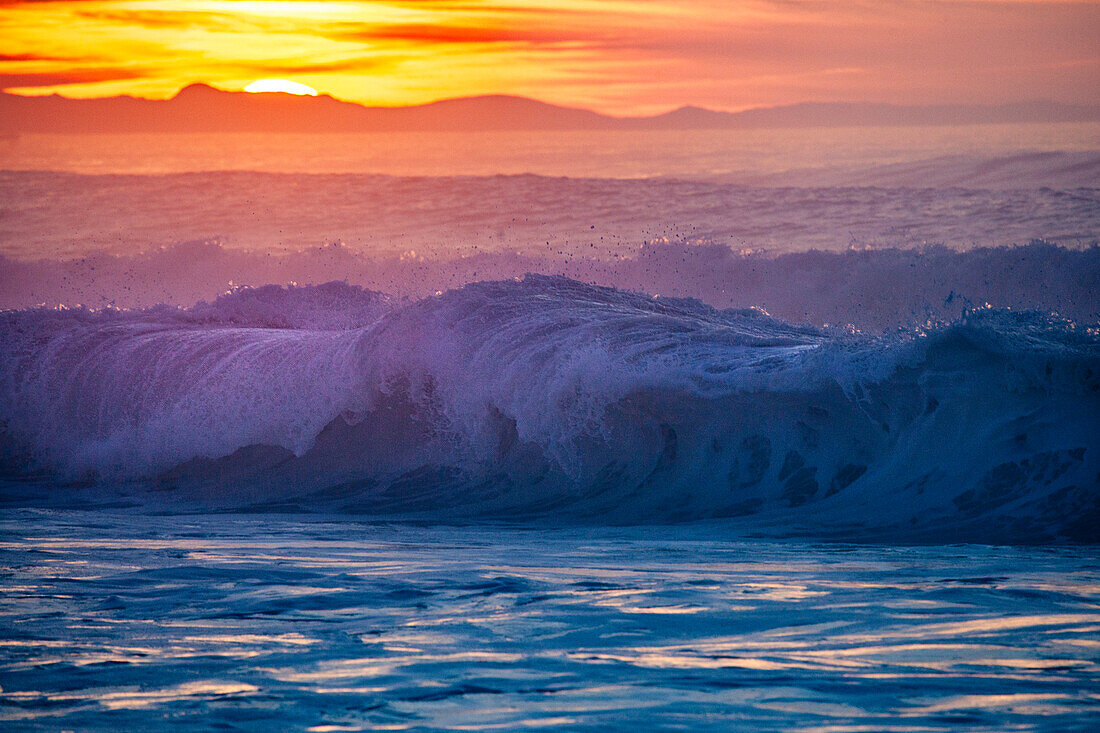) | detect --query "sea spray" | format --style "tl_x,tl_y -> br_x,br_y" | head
2,276 -> 1096,542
